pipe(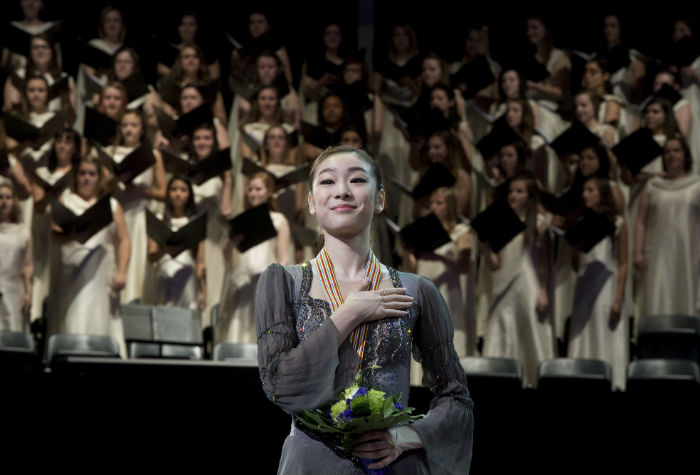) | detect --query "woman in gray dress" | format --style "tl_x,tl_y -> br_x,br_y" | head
255,145 -> 474,474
